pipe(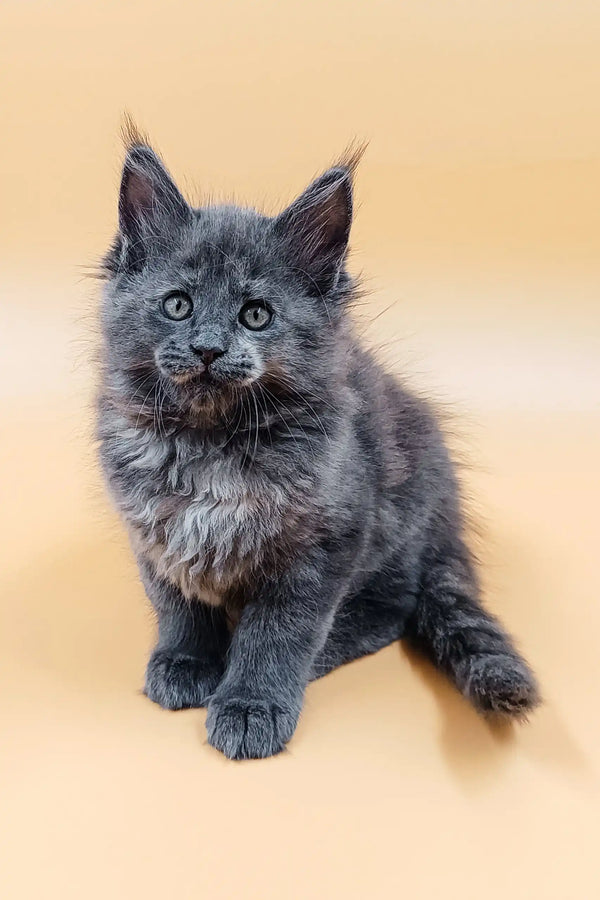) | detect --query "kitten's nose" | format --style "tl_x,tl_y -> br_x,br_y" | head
190,344 -> 225,367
